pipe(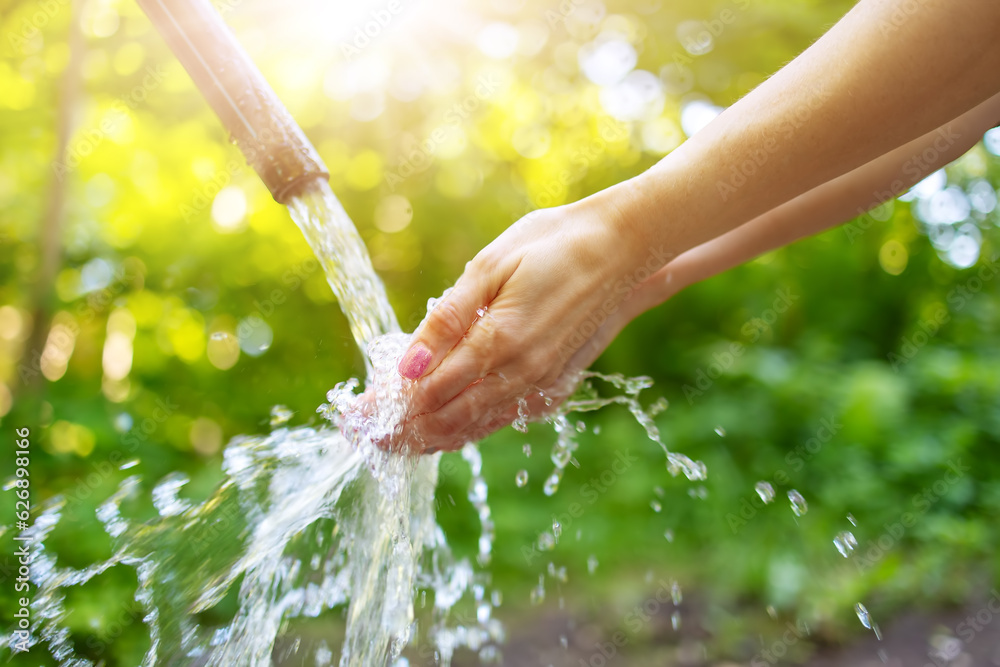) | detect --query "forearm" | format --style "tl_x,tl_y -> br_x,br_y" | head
664,93 -> 1000,295
617,92 -> 1000,317
599,0 -> 1000,262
